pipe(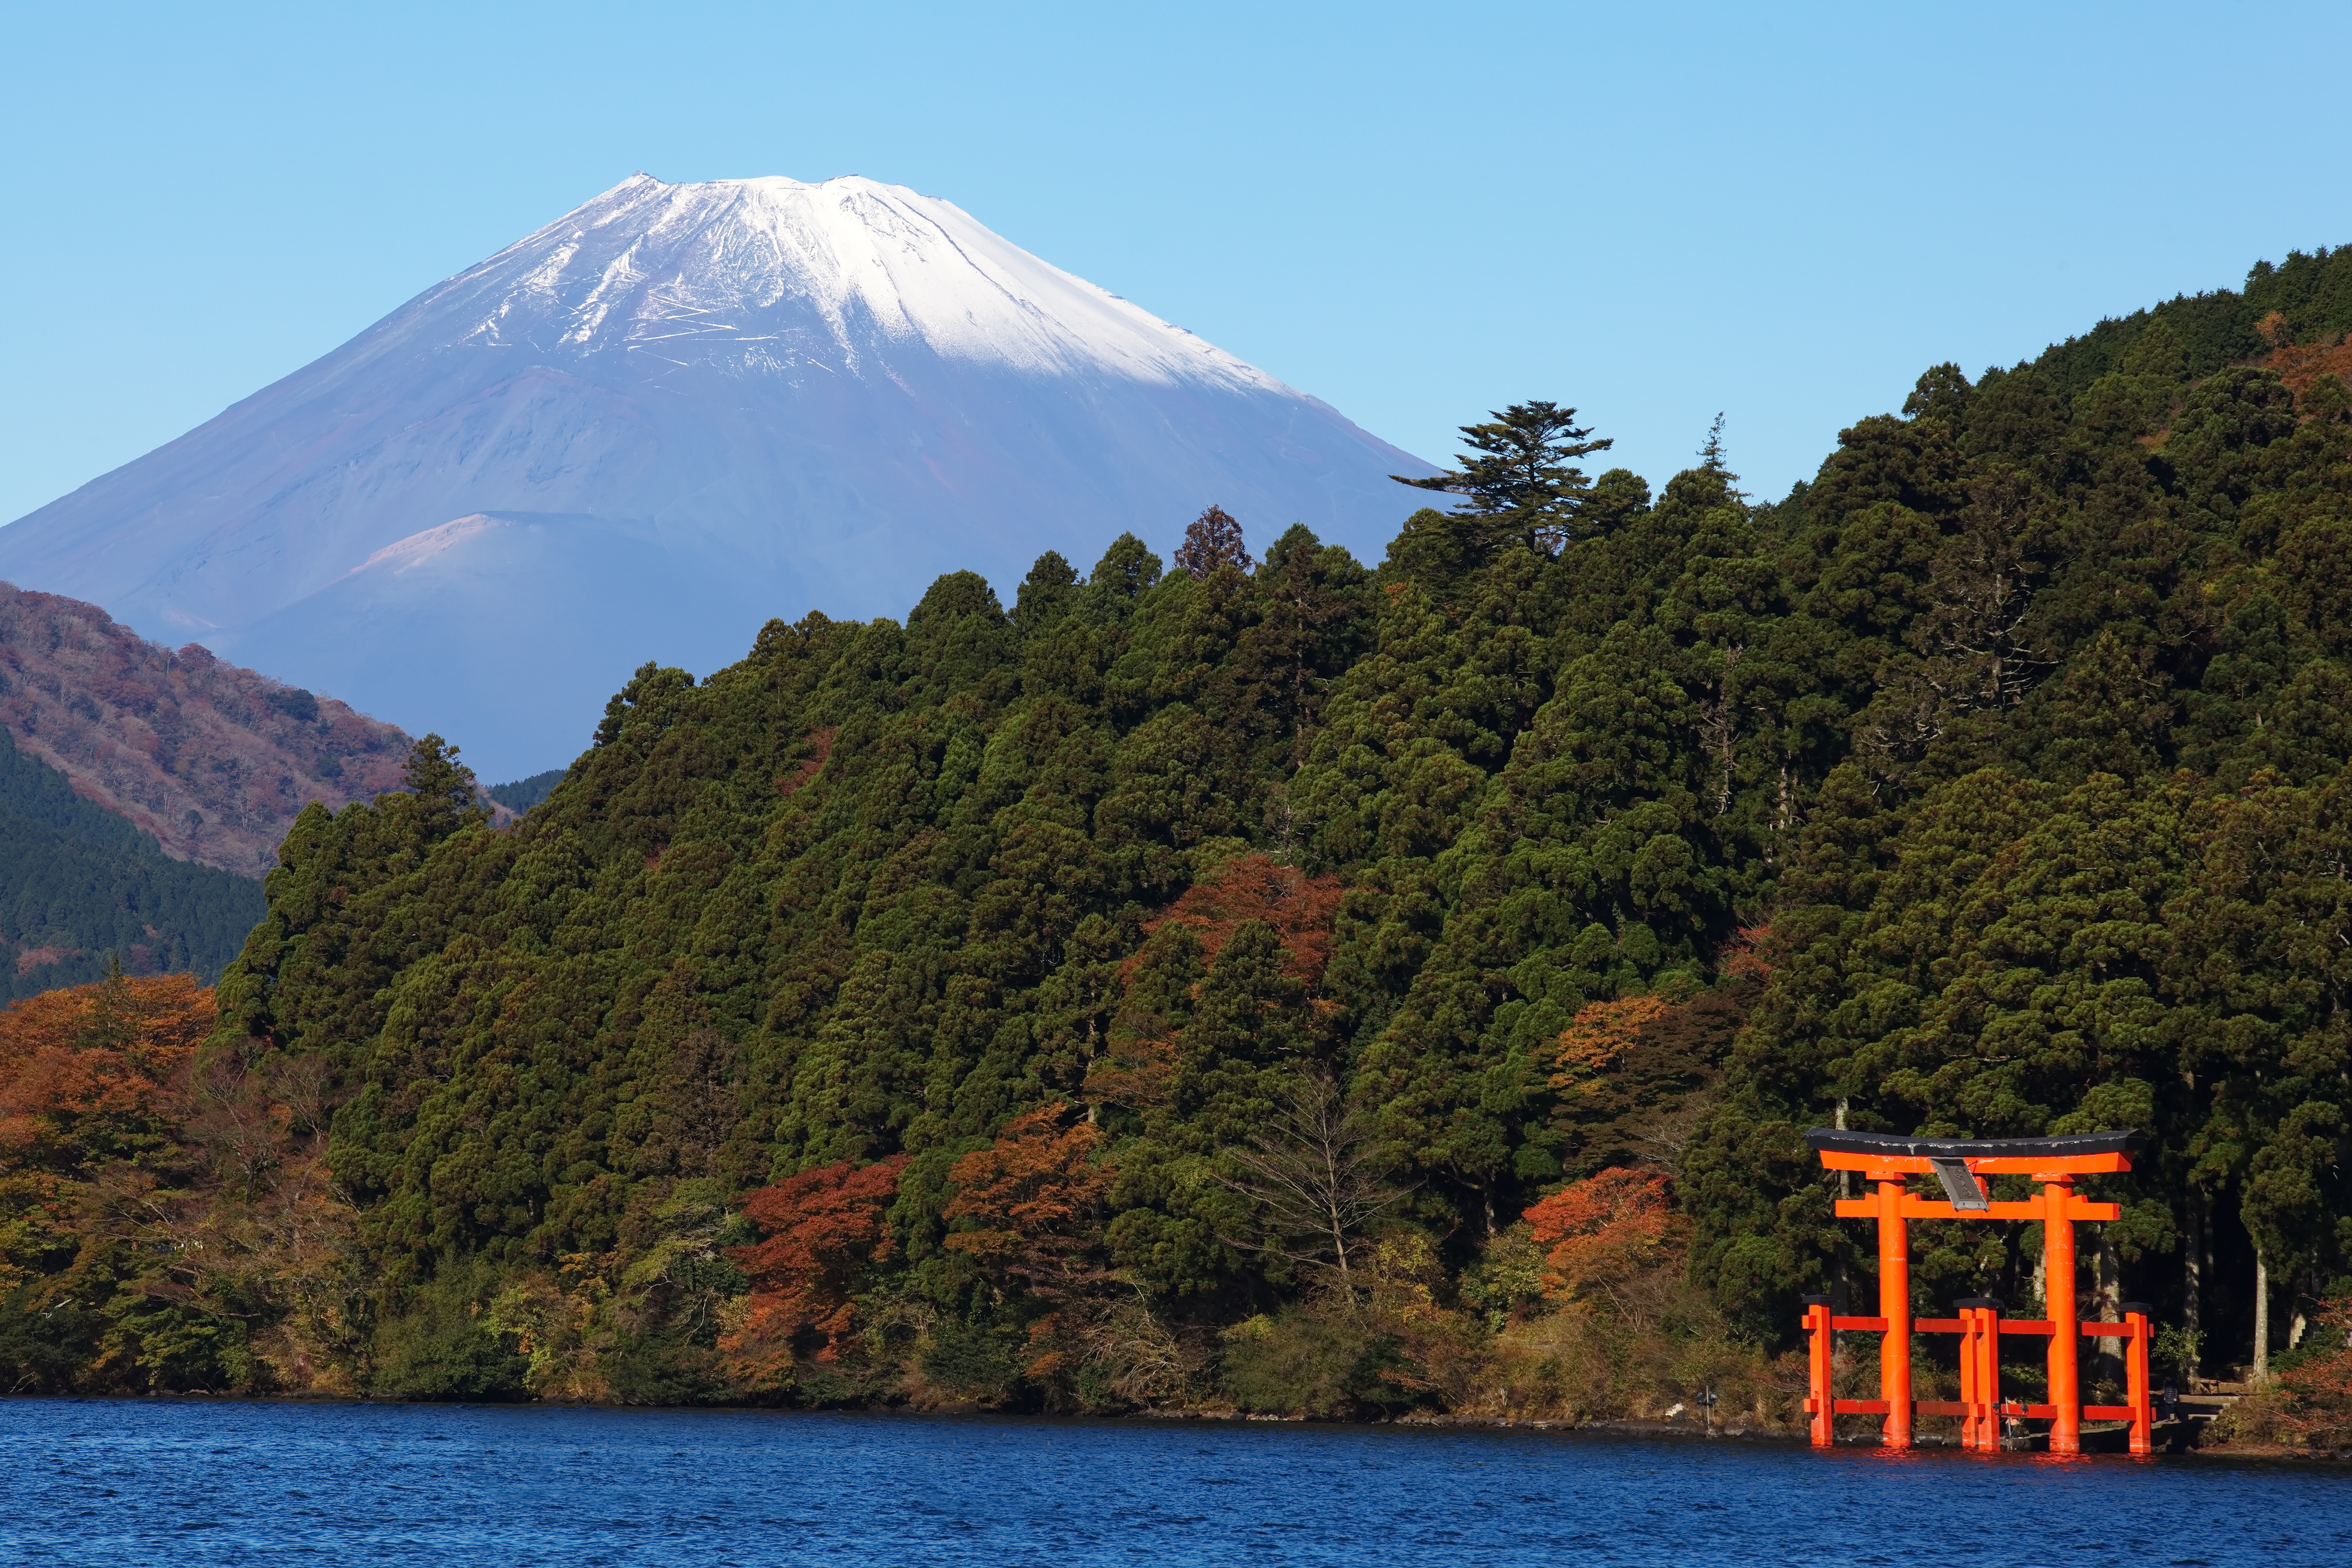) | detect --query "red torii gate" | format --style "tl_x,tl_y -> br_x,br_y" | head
1800,1128 -> 2155,1455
